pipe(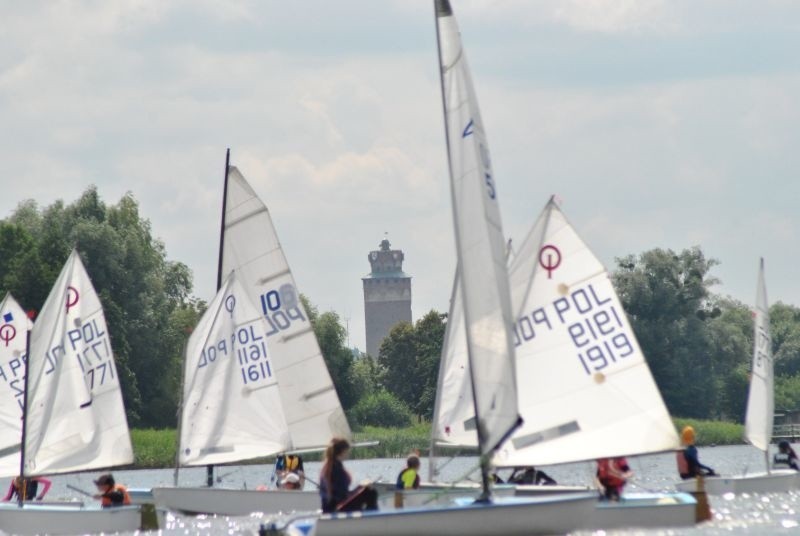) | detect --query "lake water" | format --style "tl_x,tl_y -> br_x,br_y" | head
40,444 -> 800,535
